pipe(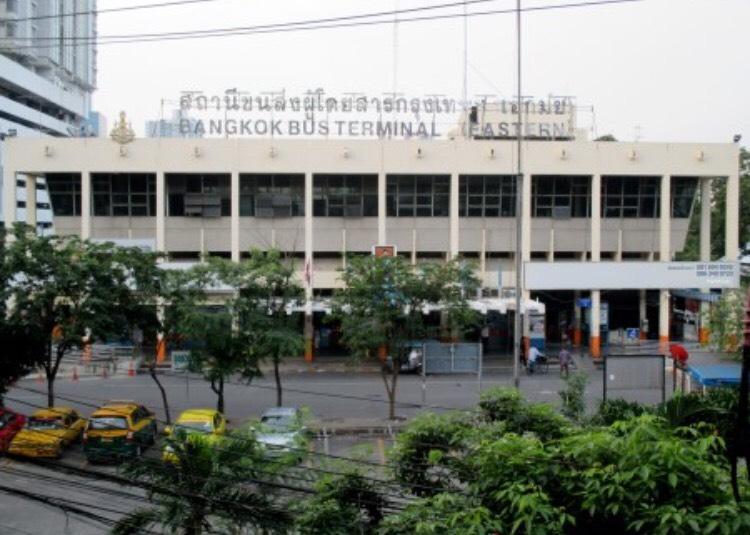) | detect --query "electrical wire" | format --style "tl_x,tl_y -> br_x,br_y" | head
5,391 -> 473,496
6,0 -> 508,41
7,0 -> 225,22
0,0 -> 645,51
